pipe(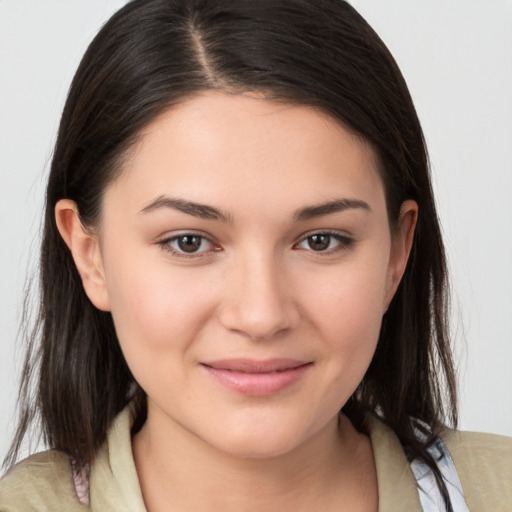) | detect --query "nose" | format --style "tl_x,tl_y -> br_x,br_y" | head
218,253 -> 300,340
